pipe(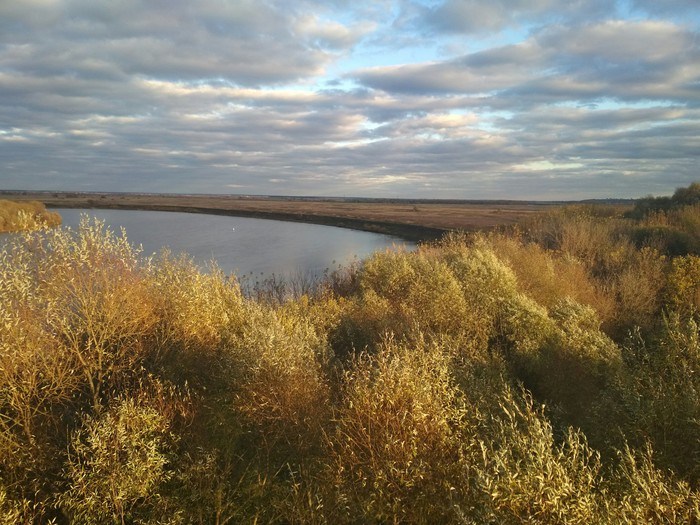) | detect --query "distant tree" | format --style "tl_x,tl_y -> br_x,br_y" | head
626,182 -> 700,219
672,182 -> 700,206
